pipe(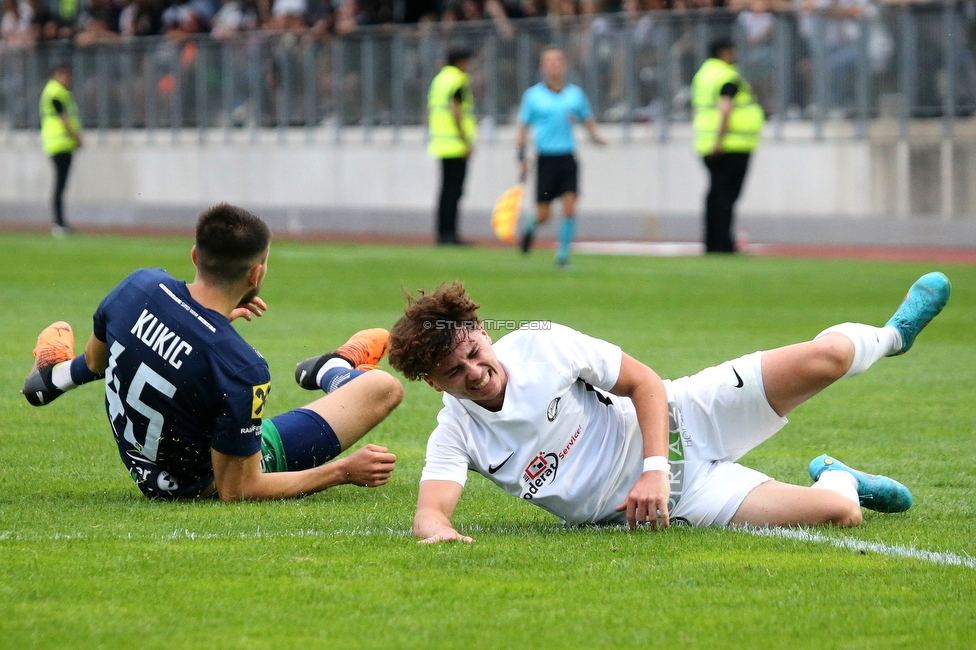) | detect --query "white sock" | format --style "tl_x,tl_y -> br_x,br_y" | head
812,470 -> 859,504
51,361 -> 78,391
315,357 -> 353,386
815,322 -> 901,378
